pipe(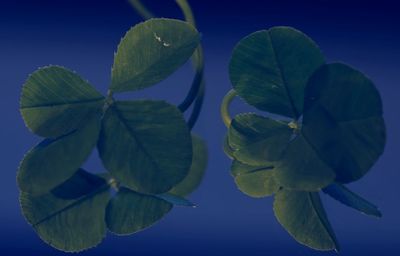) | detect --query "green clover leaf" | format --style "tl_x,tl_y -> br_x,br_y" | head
302,63 -> 386,183
106,187 -> 173,235
111,18 -> 200,93
223,26 -> 385,251
20,169 -> 111,252
20,66 -> 104,138
18,15 -> 207,252
18,99 -> 102,196
168,134 -> 208,197
228,113 -> 292,166
273,189 -> 340,251
98,100 -> 193,194
229,27 -> 324,118
231,161 -> 278,198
